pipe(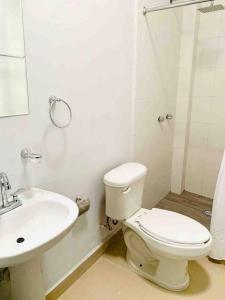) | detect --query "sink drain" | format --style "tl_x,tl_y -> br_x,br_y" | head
16,237 -> 25,243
